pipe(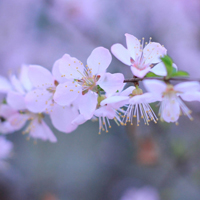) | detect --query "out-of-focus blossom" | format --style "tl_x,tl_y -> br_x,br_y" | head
143,80 -> 200,123
111,34 -> 167,78
121,186 -> 160,200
